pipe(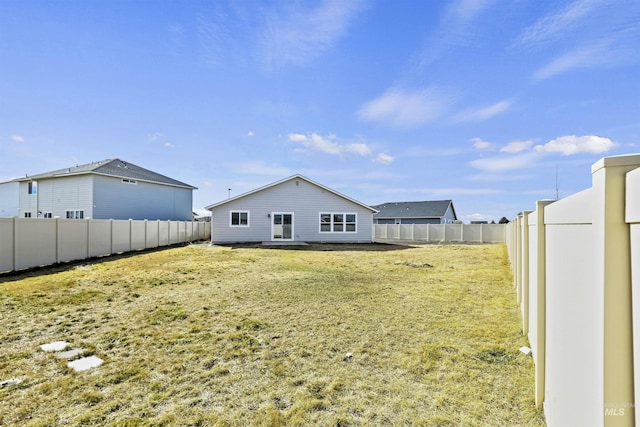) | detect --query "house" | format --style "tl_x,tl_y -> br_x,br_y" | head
372,200 -> 457,224
205,174 -> 377,244
0,181 -> 19,217
2,159 -> 196,220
